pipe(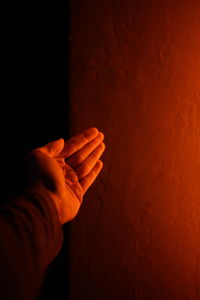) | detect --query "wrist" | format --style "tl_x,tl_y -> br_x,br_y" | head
24,181 -> 63,224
